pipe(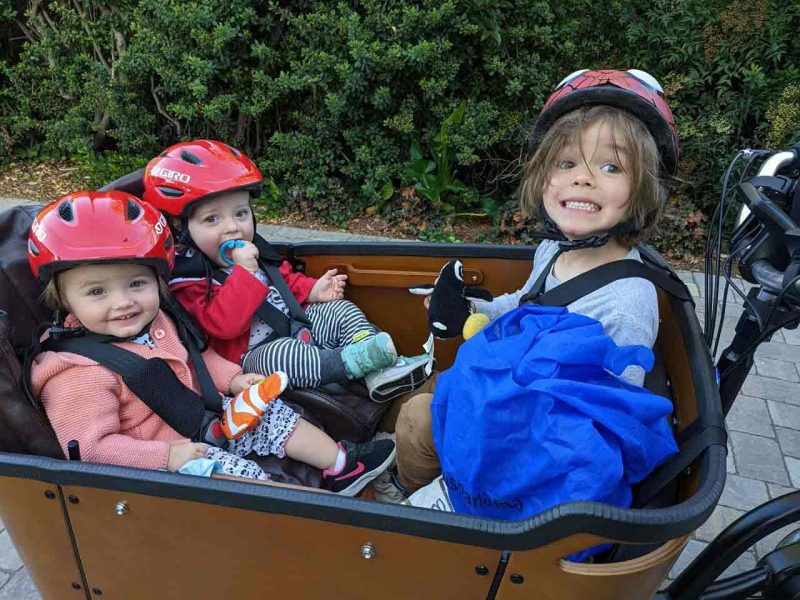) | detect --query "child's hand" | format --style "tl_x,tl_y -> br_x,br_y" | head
229,240 -> 259,274
230,372 -> 264,396
308,269 -> 348,303
167,441 -> 209,472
